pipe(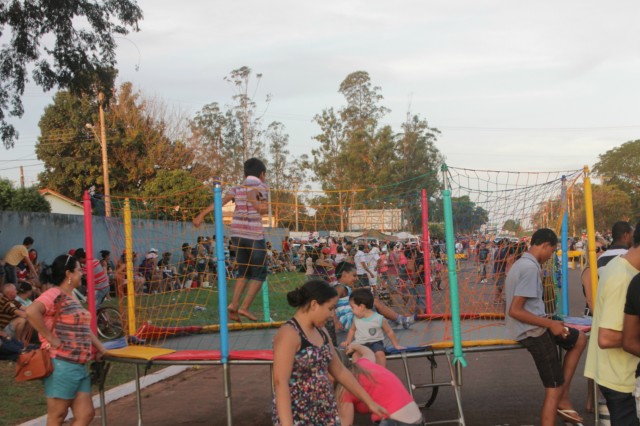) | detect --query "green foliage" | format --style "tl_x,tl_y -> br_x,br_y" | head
593,139 -> 640,217
502,219 -> 523,234
0,178 -> 14,210
140,170 -> 211,221
429,222 -> 445,240
0,179 -> 50,212
450,196 -> 489,234
572,184 -> 633,233
11,187 -> 51,212
310,71 -> 443,232
36,83 -> 197,201
0,0 -> 142,148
